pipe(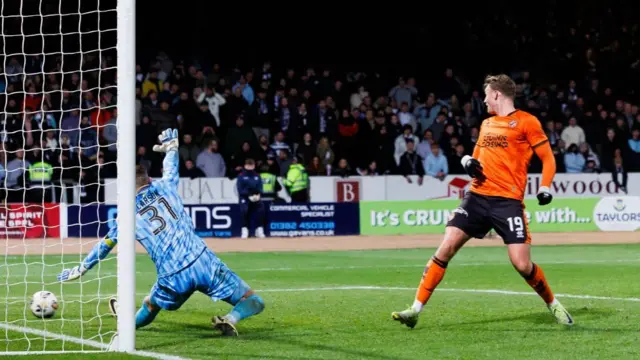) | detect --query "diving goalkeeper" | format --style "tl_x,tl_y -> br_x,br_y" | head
57,129 -> 264,336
